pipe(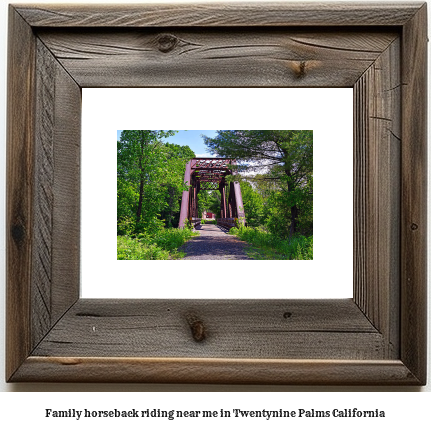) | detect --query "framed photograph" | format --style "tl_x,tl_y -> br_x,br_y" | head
6,2 -> 427,384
